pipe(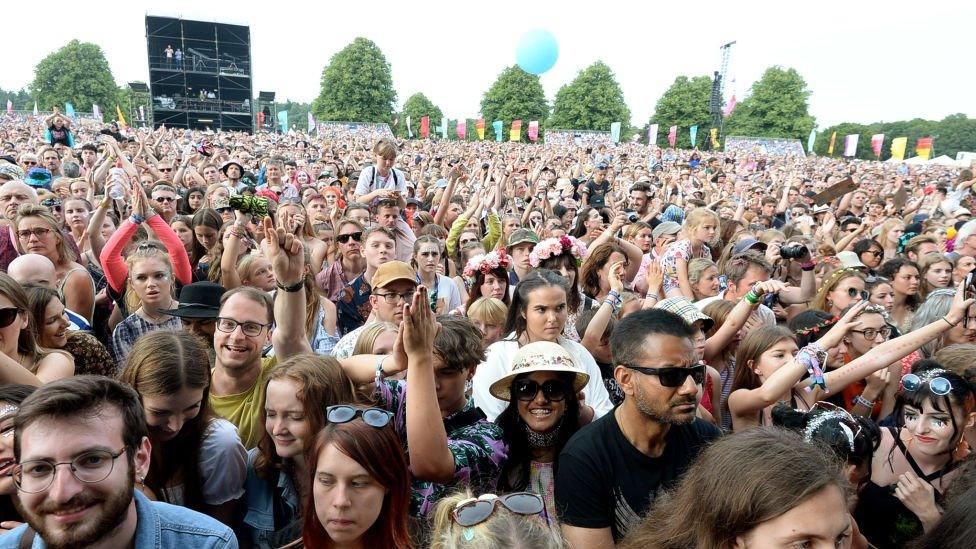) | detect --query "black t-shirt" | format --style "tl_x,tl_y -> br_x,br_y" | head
584,179 -> 609,208
554,410 -> 720,542
48,125 -> 71,146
